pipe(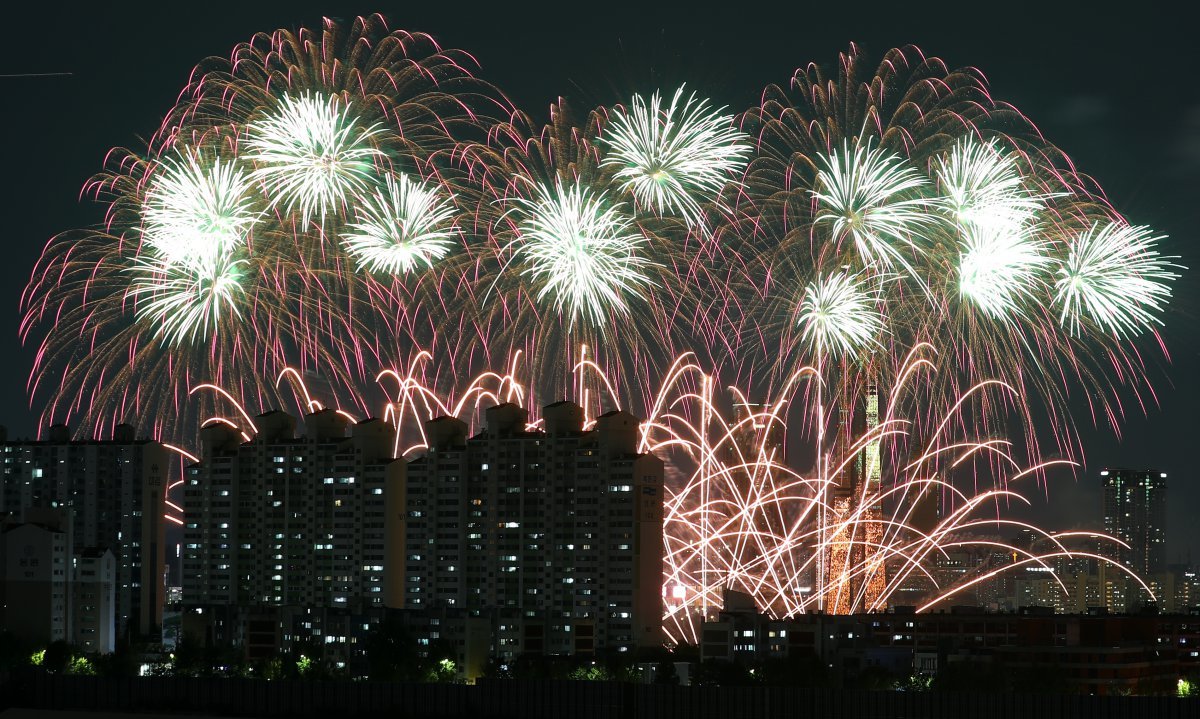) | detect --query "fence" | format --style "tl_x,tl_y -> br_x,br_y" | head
3,673 -> 1198,718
